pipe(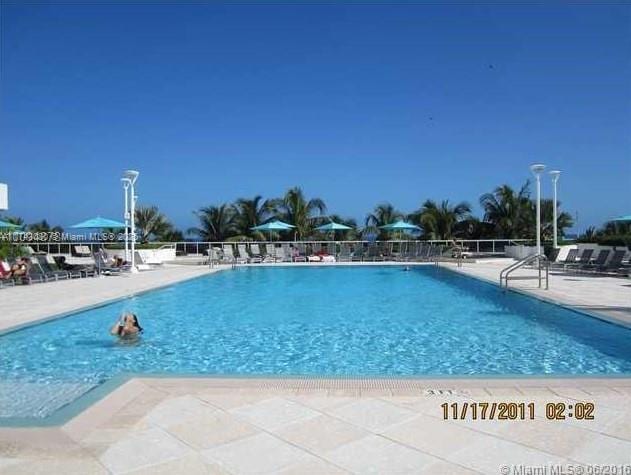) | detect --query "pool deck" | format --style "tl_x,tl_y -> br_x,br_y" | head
439,258 -> 631,328
1,377 -> 631,474
2,260 -> 631,473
